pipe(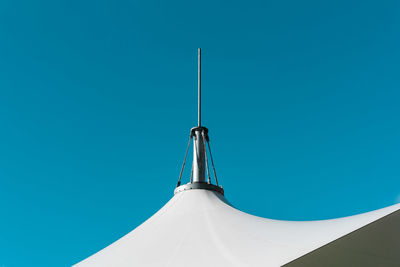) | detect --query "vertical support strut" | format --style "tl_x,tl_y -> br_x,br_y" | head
202,131 -> 211,184
207,140 -> 219,187
192,128 -> 206,182
177,135 -> 192,187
